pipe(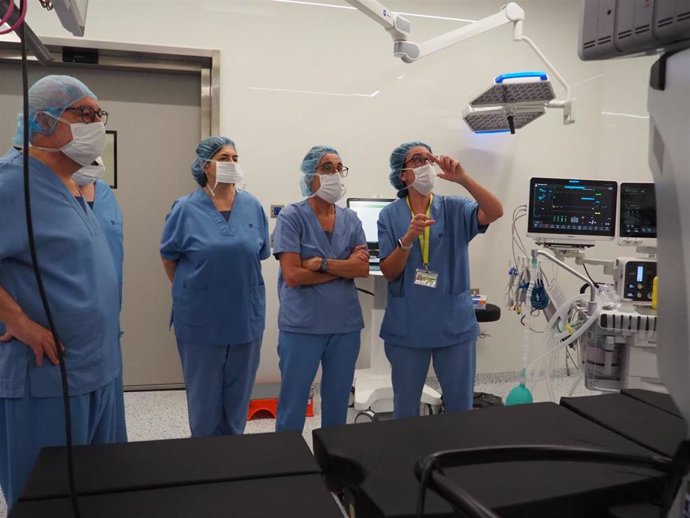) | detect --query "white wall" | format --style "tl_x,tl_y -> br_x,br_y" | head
17,0 -> 658,380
